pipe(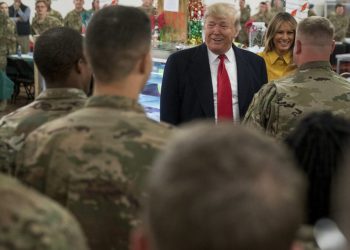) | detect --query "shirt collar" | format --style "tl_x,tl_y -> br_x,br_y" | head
298,61 -> 332,71
207,46 -> 234,64
36,88 -> 87,100
85,95 -> 145,114
267,50 -> 293,65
